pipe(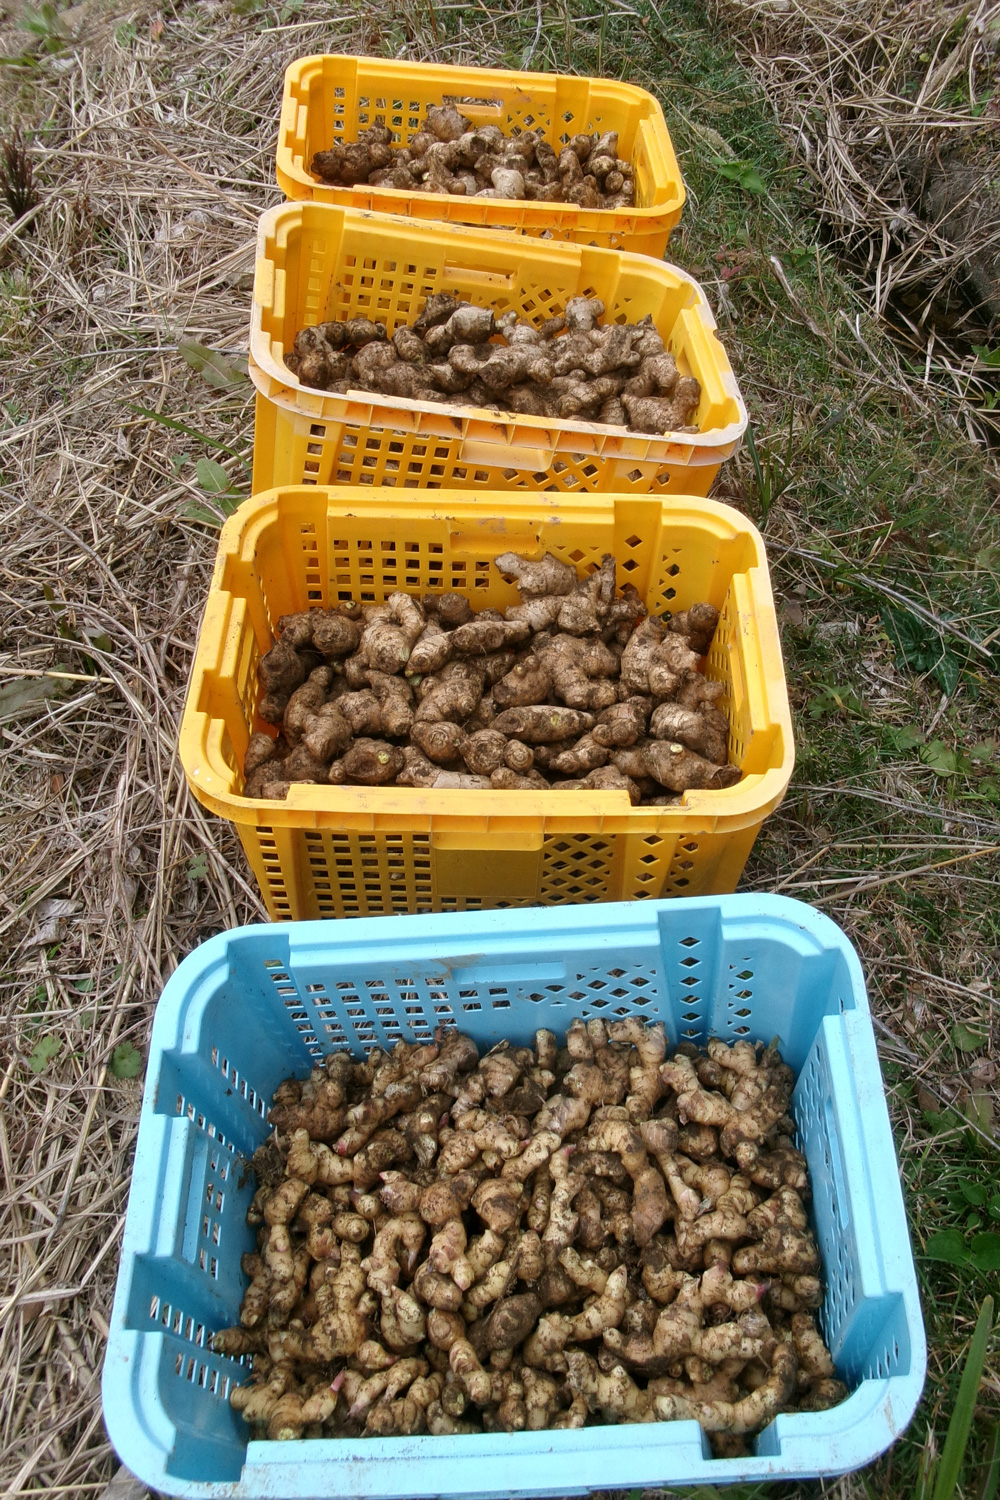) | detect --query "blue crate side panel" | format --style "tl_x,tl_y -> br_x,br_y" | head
102,896 -> 926,1499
